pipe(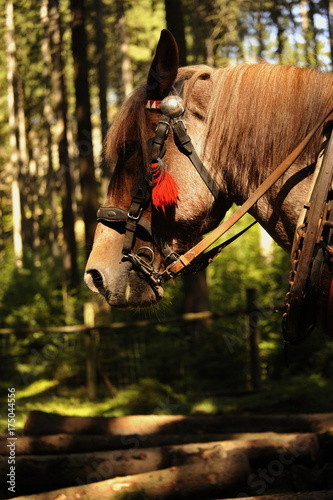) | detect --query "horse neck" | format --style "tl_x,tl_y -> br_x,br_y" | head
248,172 -> 311,252
202,64 -> 333,252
